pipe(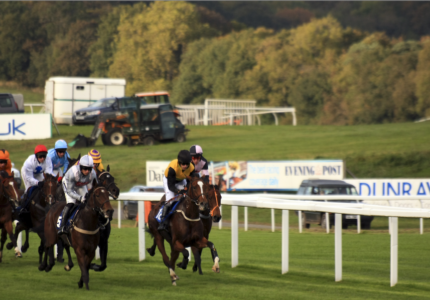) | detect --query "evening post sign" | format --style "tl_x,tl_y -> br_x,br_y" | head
146,160 -> 344,192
